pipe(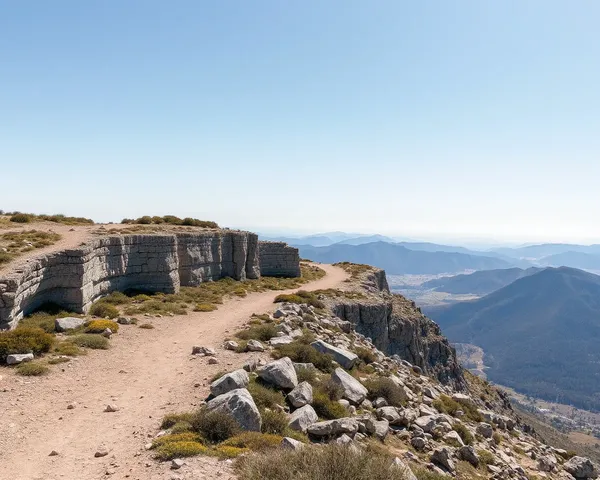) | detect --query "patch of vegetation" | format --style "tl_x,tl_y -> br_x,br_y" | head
69,334 -> 109,349
312,379 -> 347,420
212,445 -> 249,459
492,431 -> 503,445
221,432 -> 284,451
261,409 -> 288,435
122,215 -> 218,228
274,290 -> 325,309
433,394 -> 482,422
477,449 -> 495,466
154,440 -> 207,460
236,443 -> 410,480
47,356 -> 71,365
7,212 -> 94,225
272,339 -> 335,373
248,379 -> 286,409
453,422 -> 474,445
296,366 -> 317,384
161,412 -> 195,429
354,346 -> 378,364
84,320 -> 119,333
0,327 -> 54,362
139,323 -> 155,329
53,341 -> 86,356
194,303 -> 217,312
89,302 -> 119,319
334,262 -> 374,279
363,377 -> 407,408
16,361 -> 50,376
0,230 -> 62,264
190,408 -> 240,444
235,323 -> 278,342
